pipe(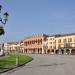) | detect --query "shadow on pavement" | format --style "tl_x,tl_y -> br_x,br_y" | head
25,63 -> 65,68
